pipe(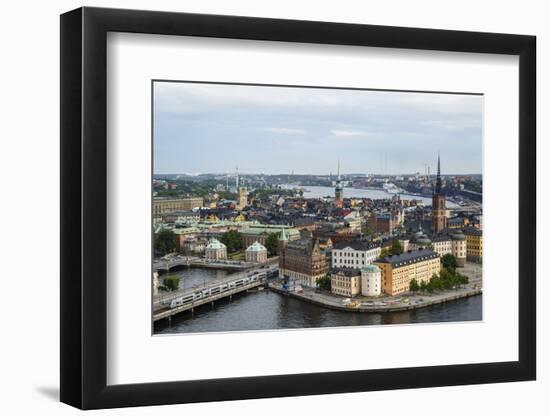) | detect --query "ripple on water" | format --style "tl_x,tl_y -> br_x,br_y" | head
154,289 -> 482,335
